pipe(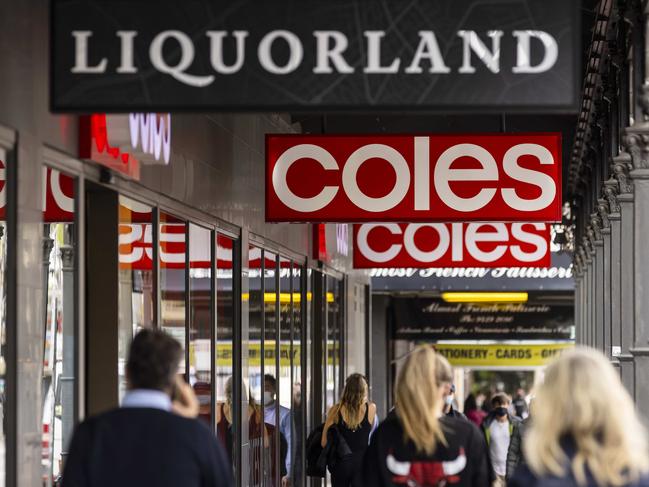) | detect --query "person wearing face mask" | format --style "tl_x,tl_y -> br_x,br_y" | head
264,374 -> 291,486
433,354 -> 468,421
480,392 -> 520,487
